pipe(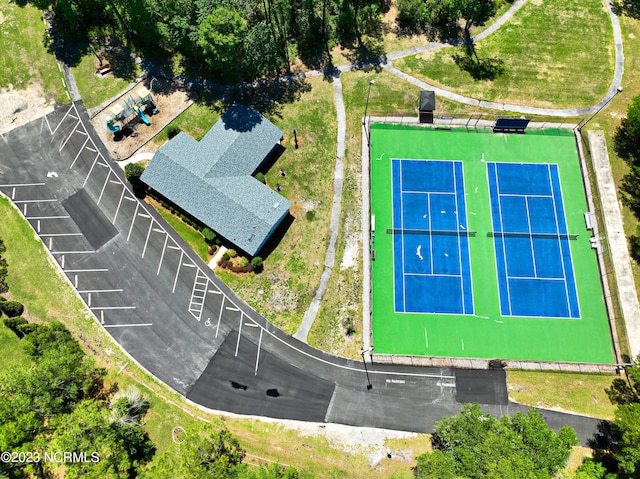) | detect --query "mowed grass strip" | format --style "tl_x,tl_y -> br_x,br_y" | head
72,51 -> 143,109
507,370 -> 617,419
0,0 -> 66,103
216,77 -> 337,335
395,0 -> 613,108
